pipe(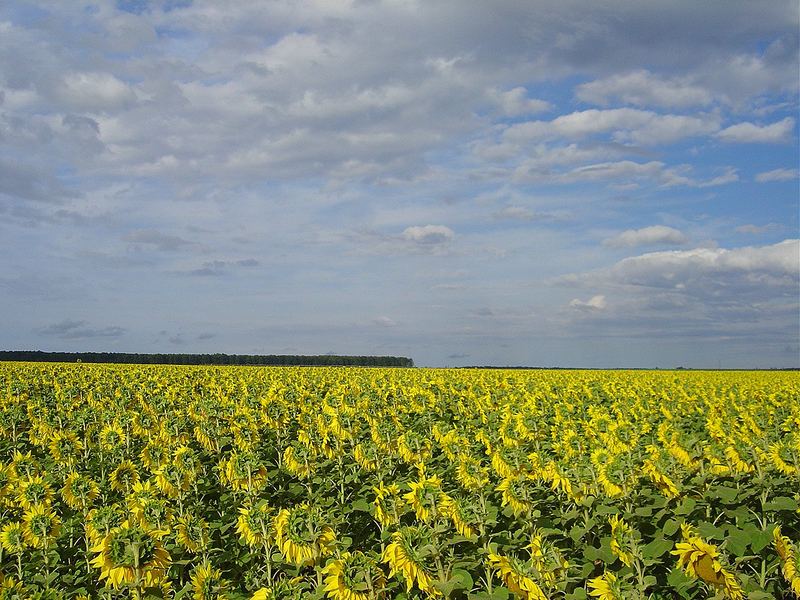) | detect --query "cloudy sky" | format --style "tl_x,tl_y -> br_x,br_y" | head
1,1 -> 798,368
